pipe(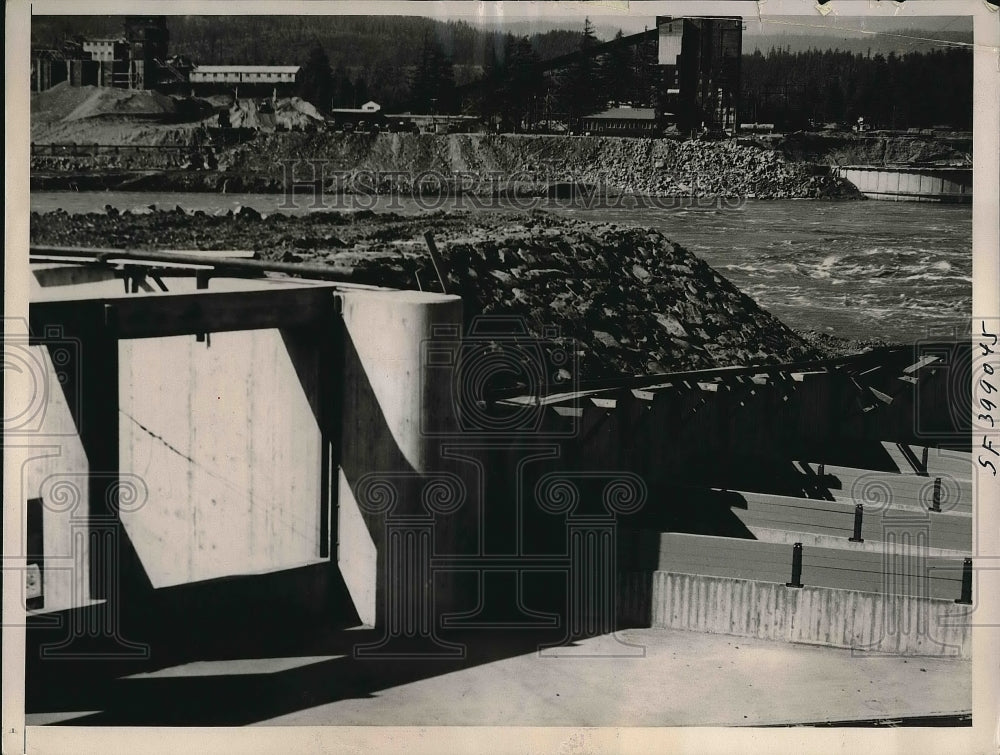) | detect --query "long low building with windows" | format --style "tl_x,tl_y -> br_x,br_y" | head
188,65 -> 300,97
580,106 -> 663,136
